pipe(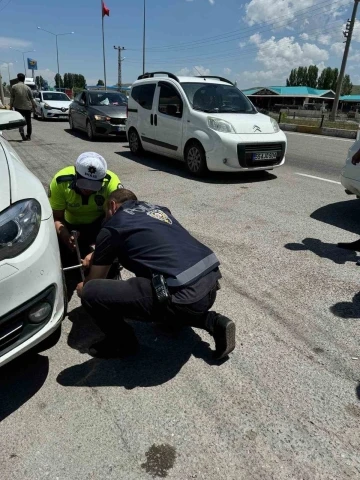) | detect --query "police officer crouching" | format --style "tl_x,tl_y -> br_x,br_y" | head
76,189 -> 236,360
48,152 -> 122,269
